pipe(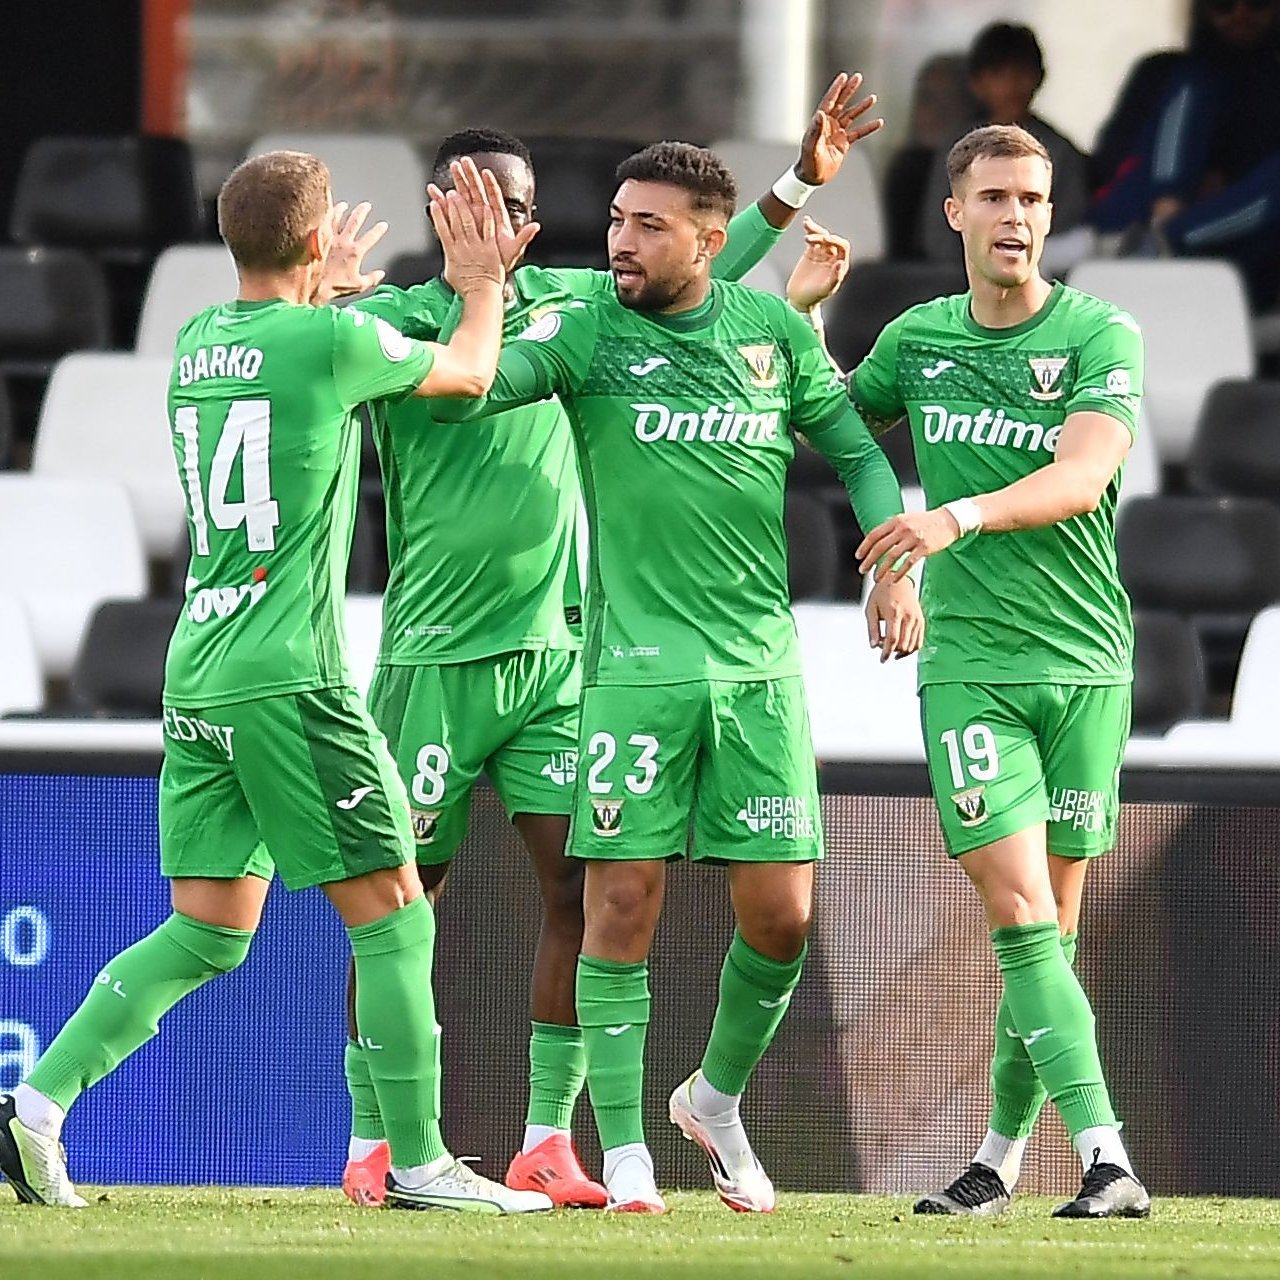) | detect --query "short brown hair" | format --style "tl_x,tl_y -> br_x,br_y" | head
217,151 -> 331,271
946,124 -> 1052,192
